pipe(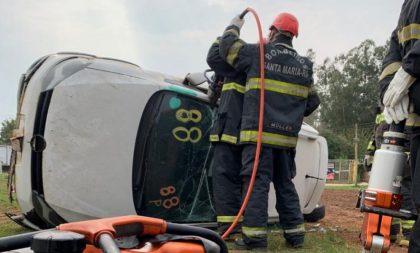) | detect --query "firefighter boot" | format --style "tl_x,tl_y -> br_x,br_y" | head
233,235 -> 267,252
283,224 -> 305,248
